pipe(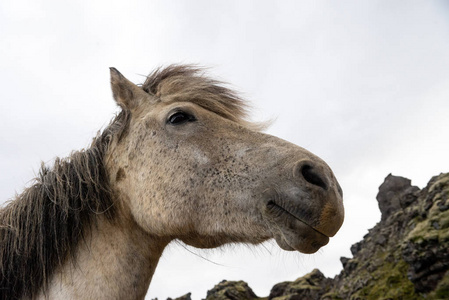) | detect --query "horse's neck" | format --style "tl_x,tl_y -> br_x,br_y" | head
37,216 -> 168,300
